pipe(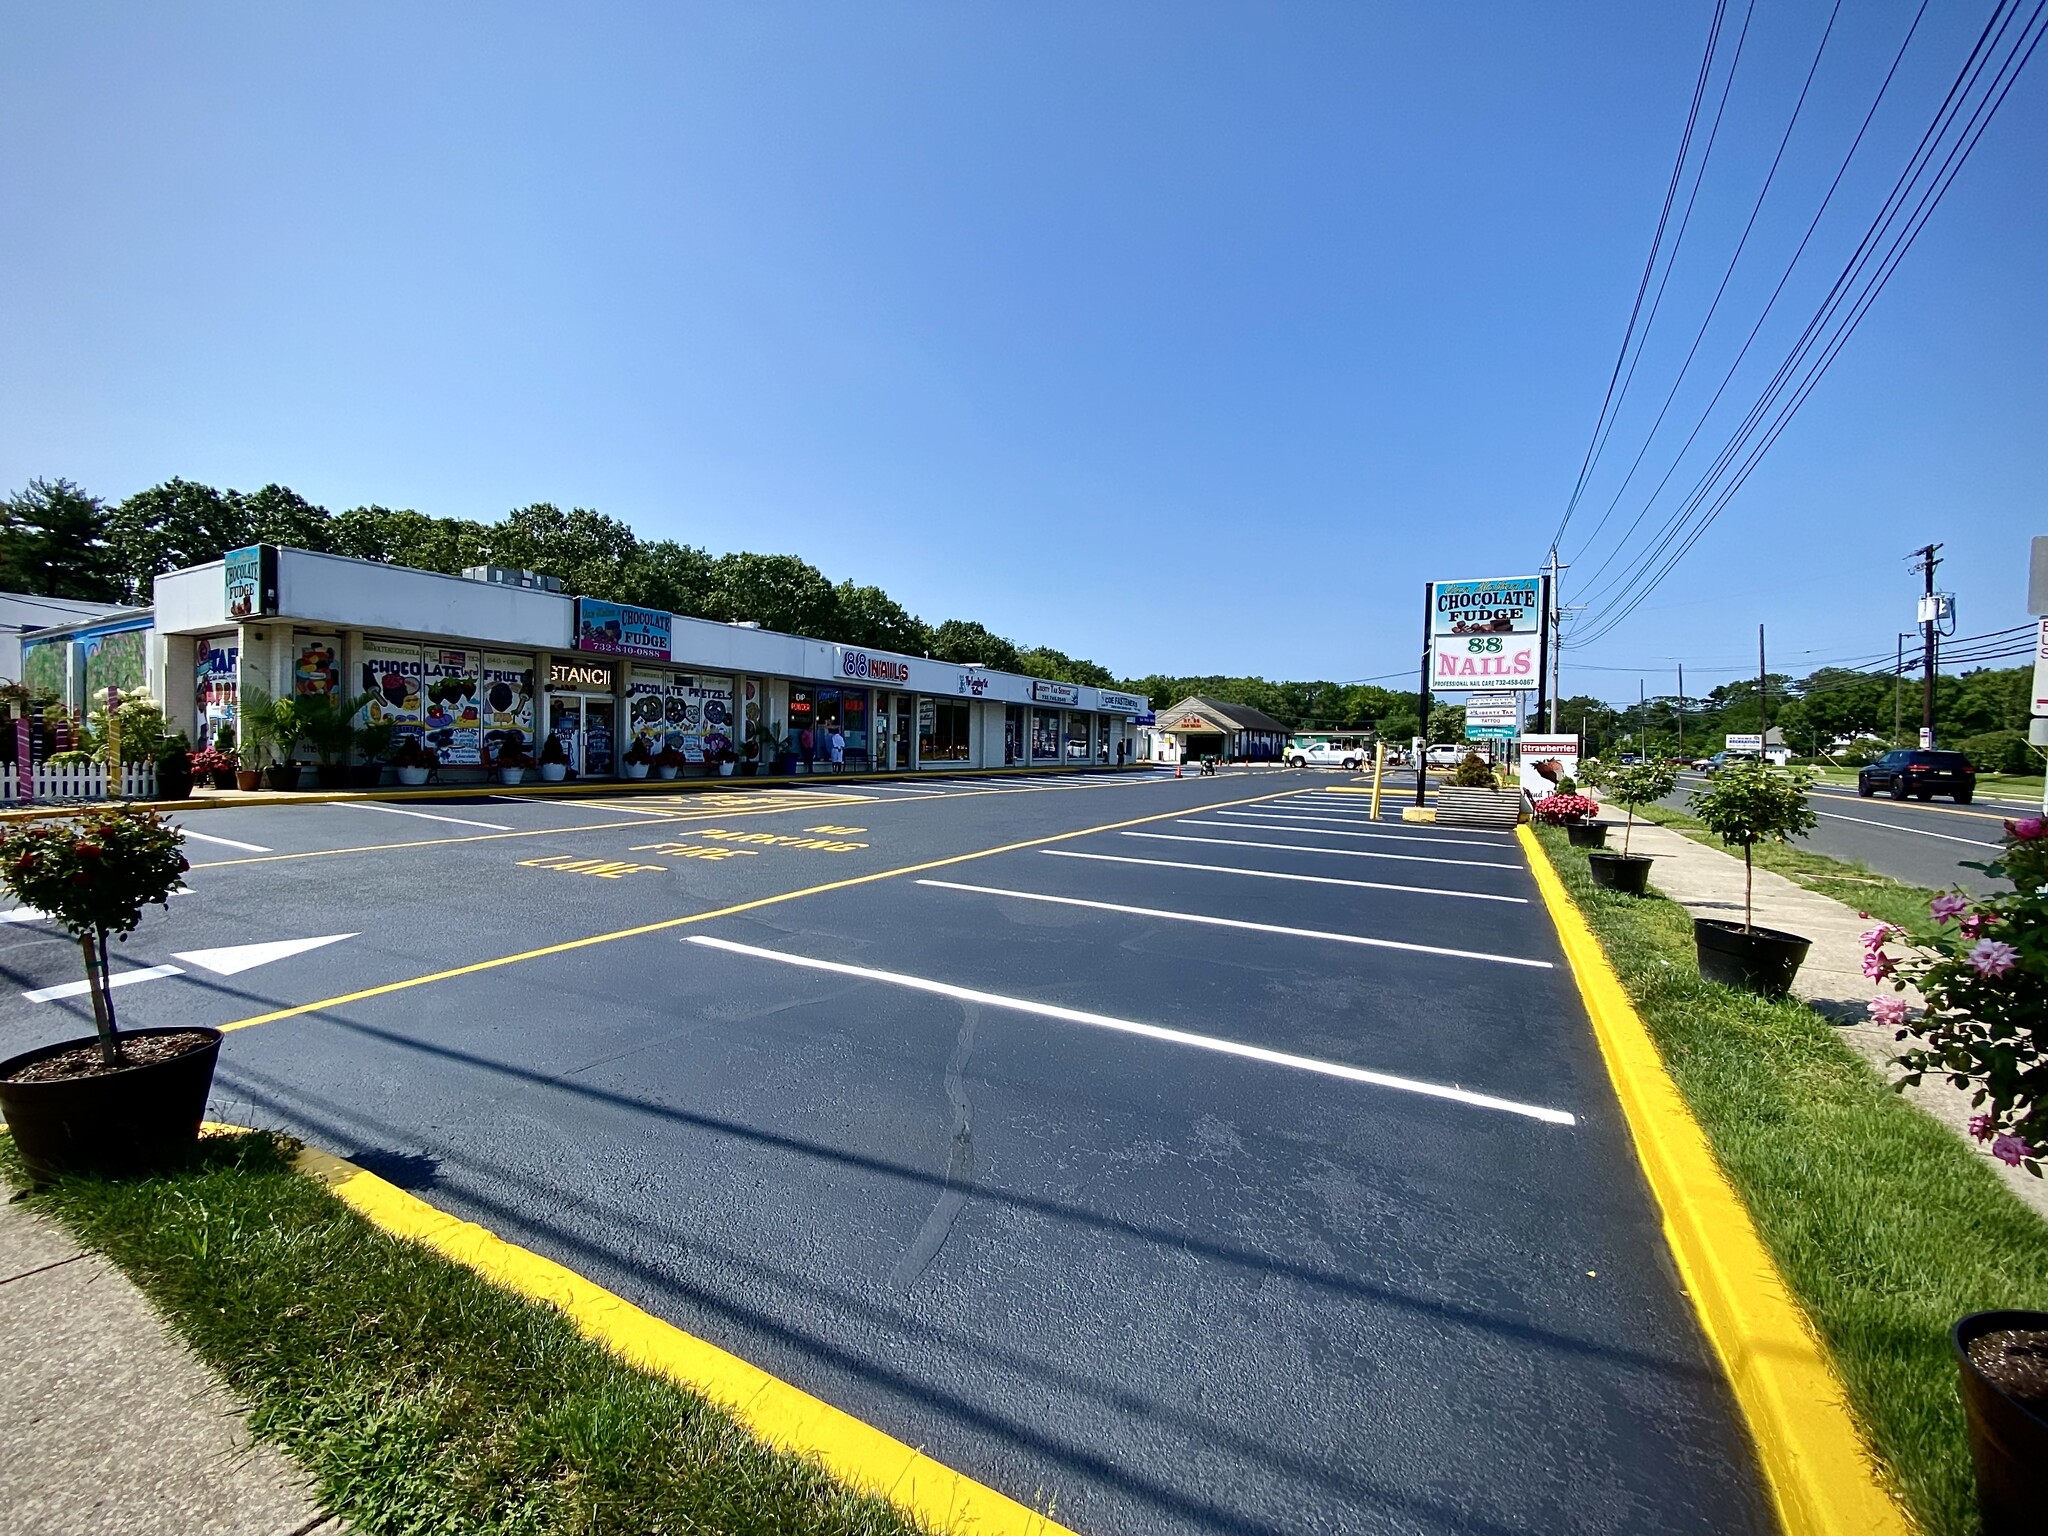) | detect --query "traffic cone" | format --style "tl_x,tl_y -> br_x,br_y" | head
1174,760 -> 1183,778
